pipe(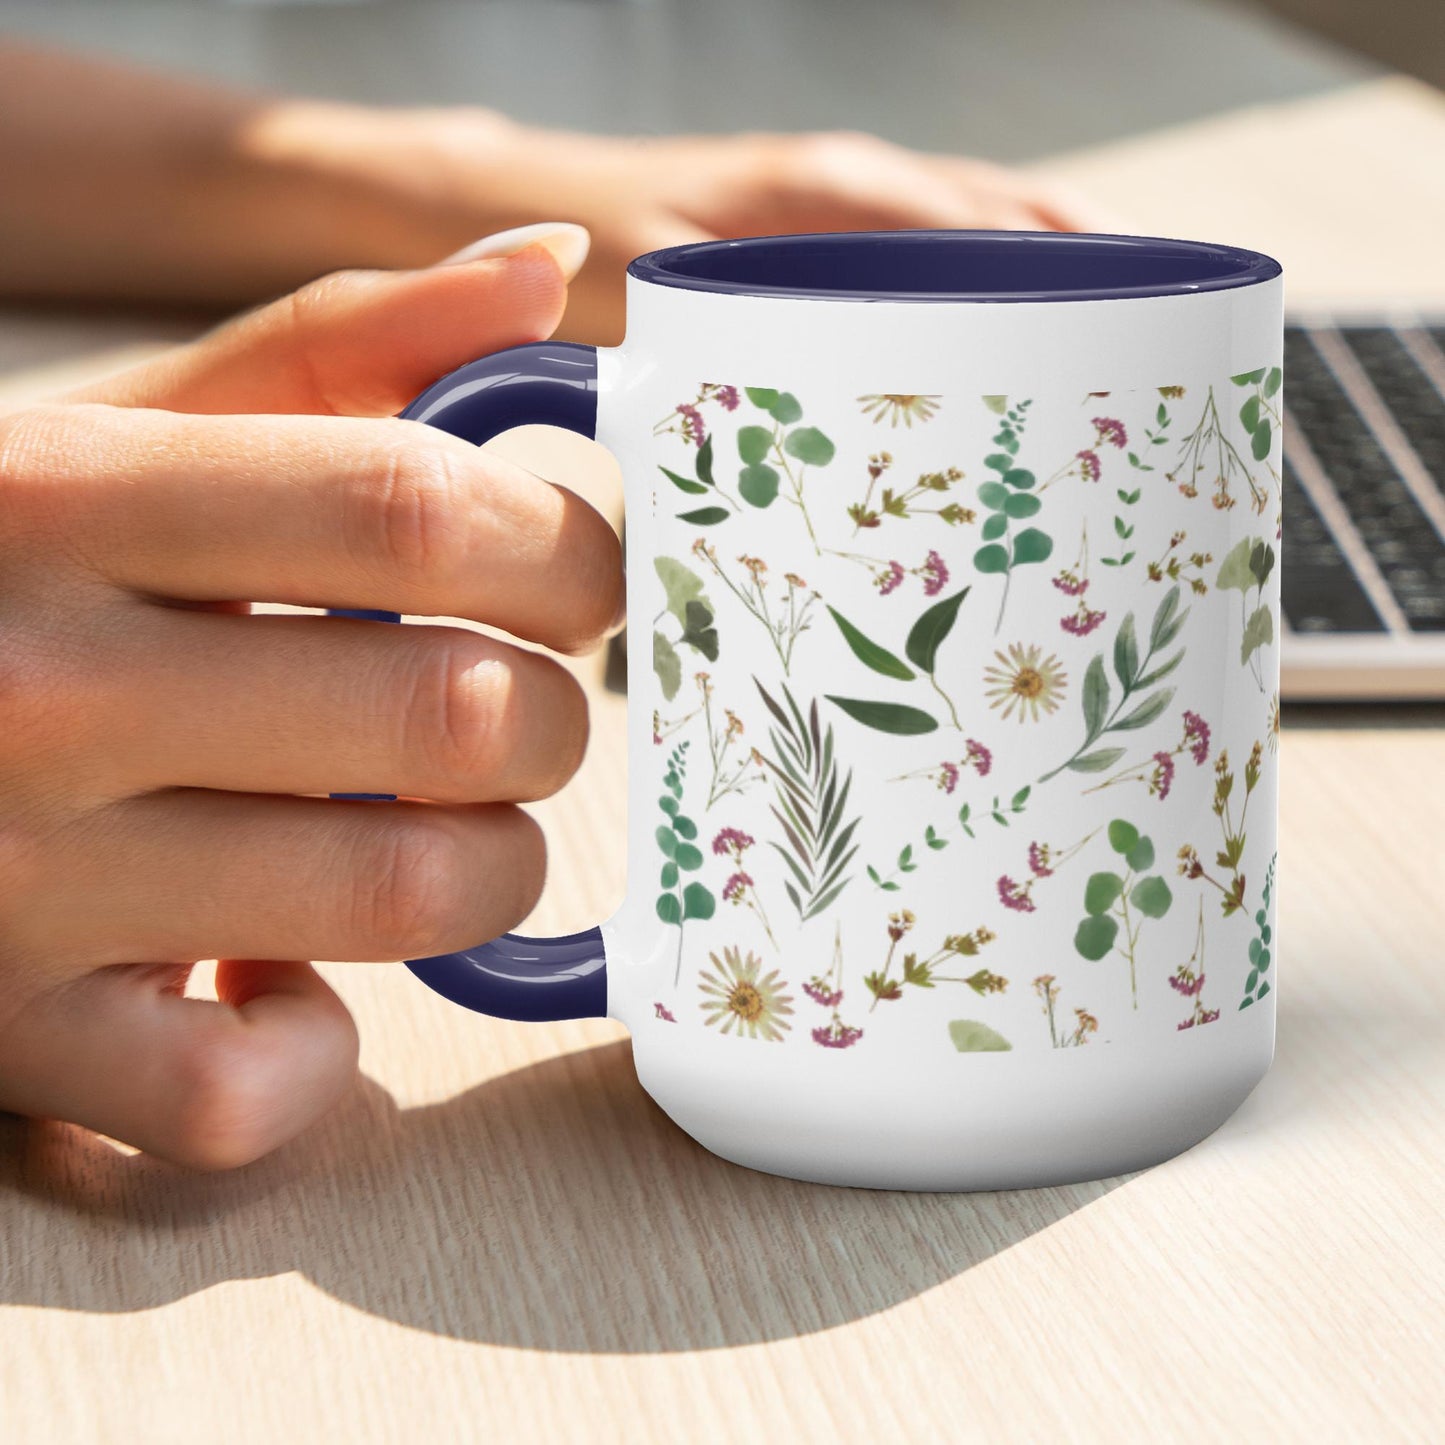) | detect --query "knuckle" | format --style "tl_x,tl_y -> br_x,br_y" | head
406,641 -> 515,795
361,435 -> 472,591
0,405 -> 68,521
354,818 -> 474,960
